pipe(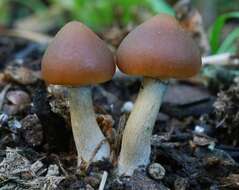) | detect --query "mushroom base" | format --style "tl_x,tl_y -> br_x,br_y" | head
118,78 -> 167,175
68,86 -> 110,166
